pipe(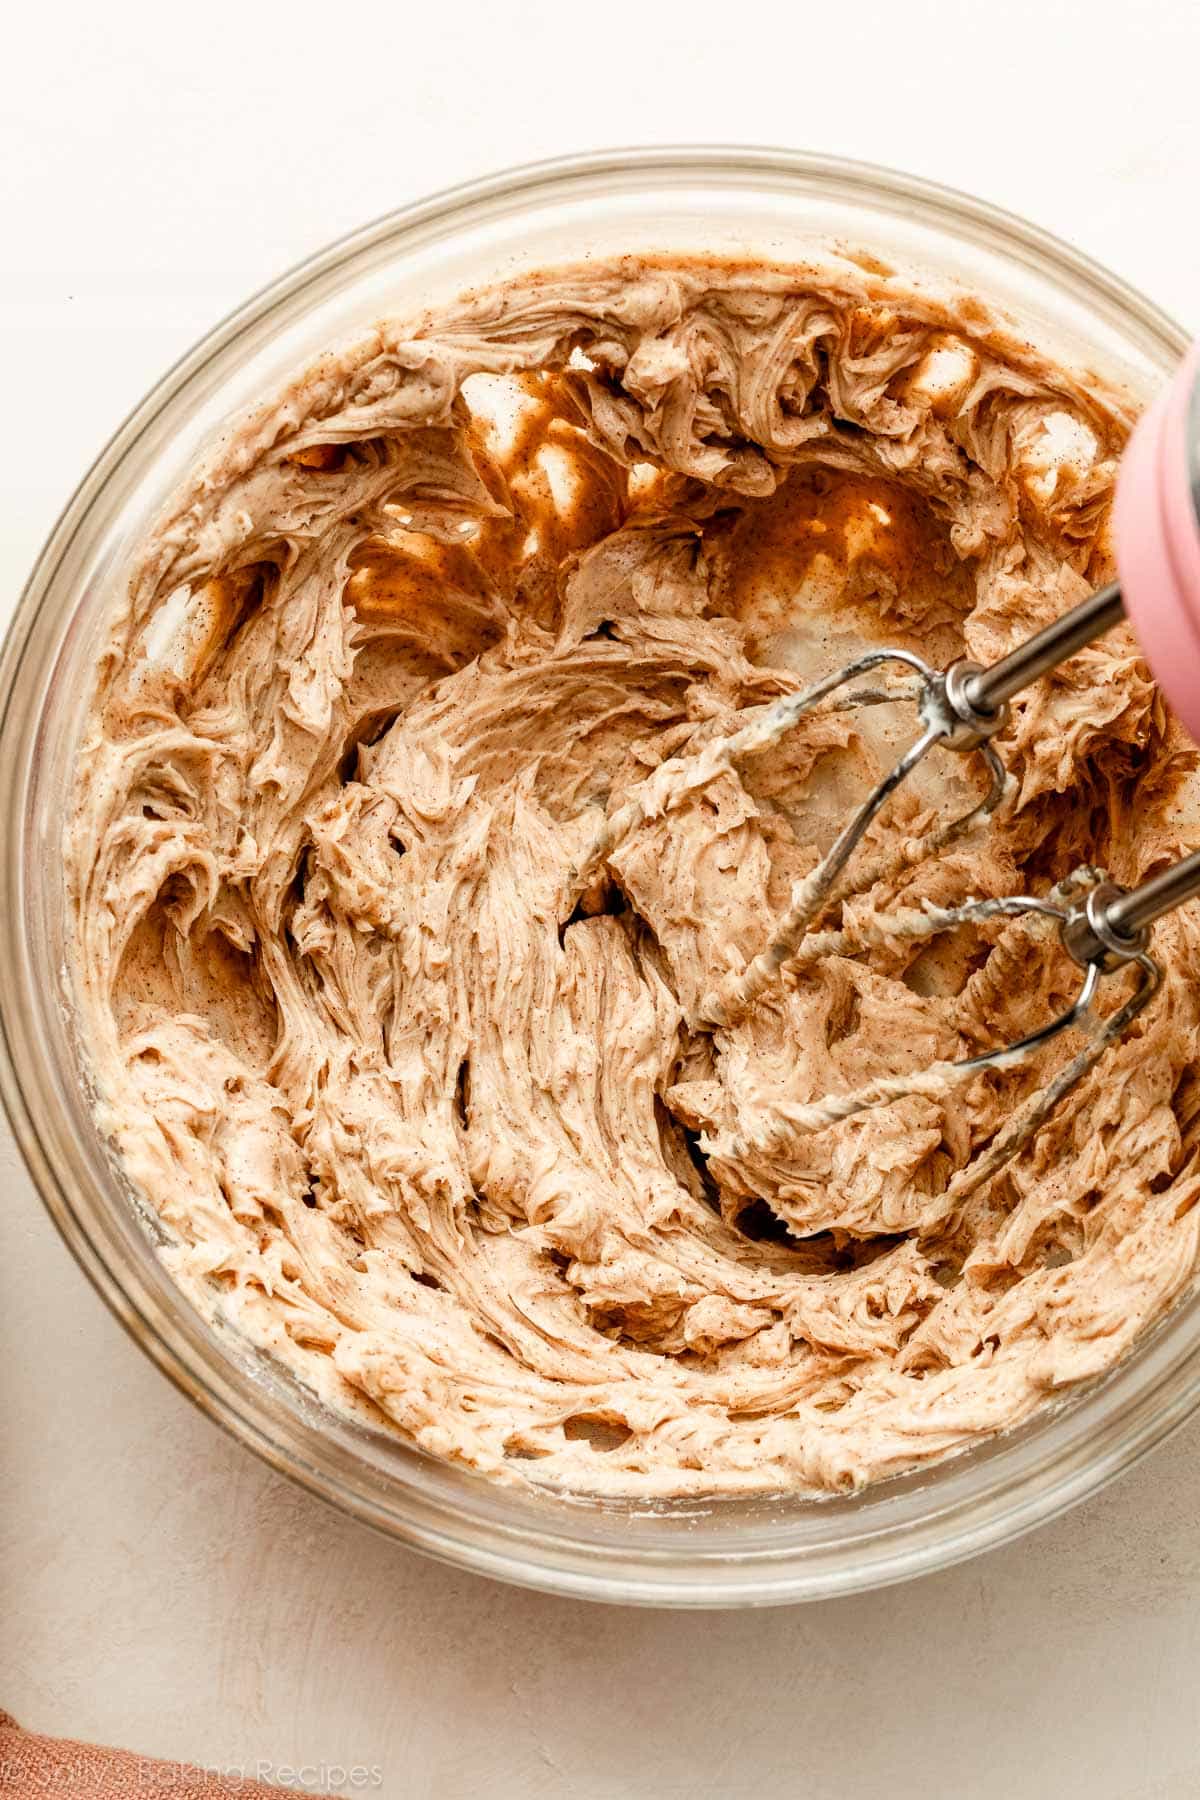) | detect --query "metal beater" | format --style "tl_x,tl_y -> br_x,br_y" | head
591,344 -> 1200,1195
